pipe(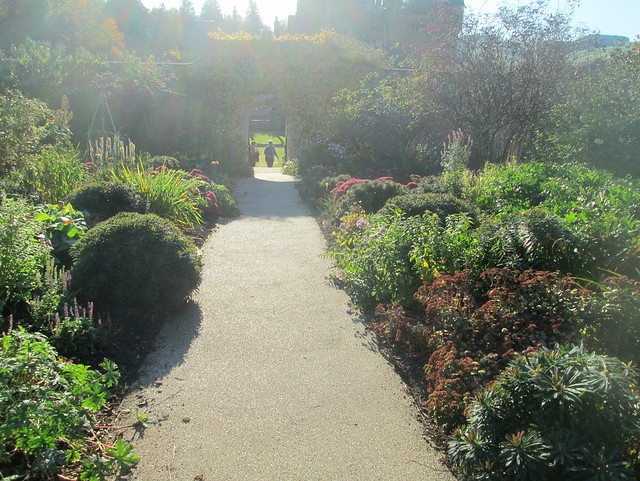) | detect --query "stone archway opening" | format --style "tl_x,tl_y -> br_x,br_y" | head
245,94 -> 293,168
